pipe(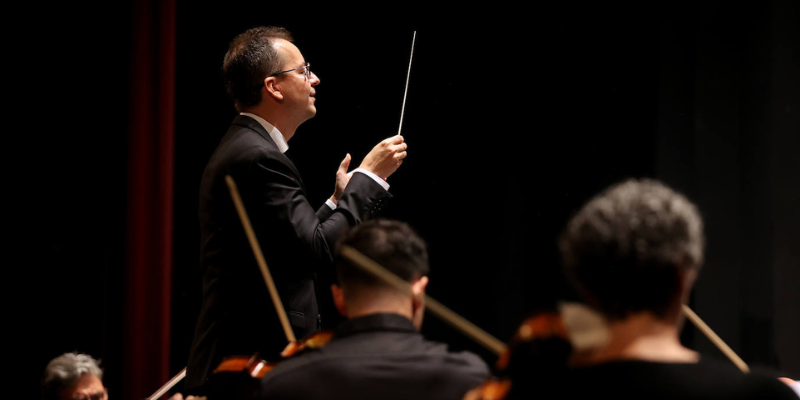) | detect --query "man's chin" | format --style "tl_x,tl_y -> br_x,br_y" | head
298,110 -> 316,126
